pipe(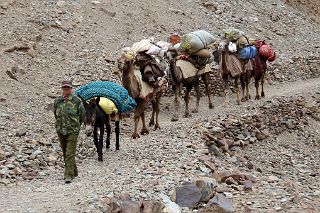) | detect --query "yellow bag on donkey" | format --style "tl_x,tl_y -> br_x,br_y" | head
98,97 -> 118,114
